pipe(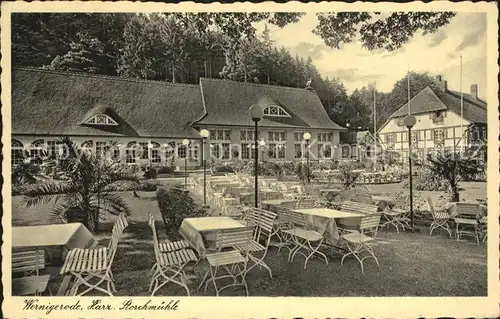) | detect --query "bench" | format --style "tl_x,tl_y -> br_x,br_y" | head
339,201 -> 379,230
12,249 -> 51,296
